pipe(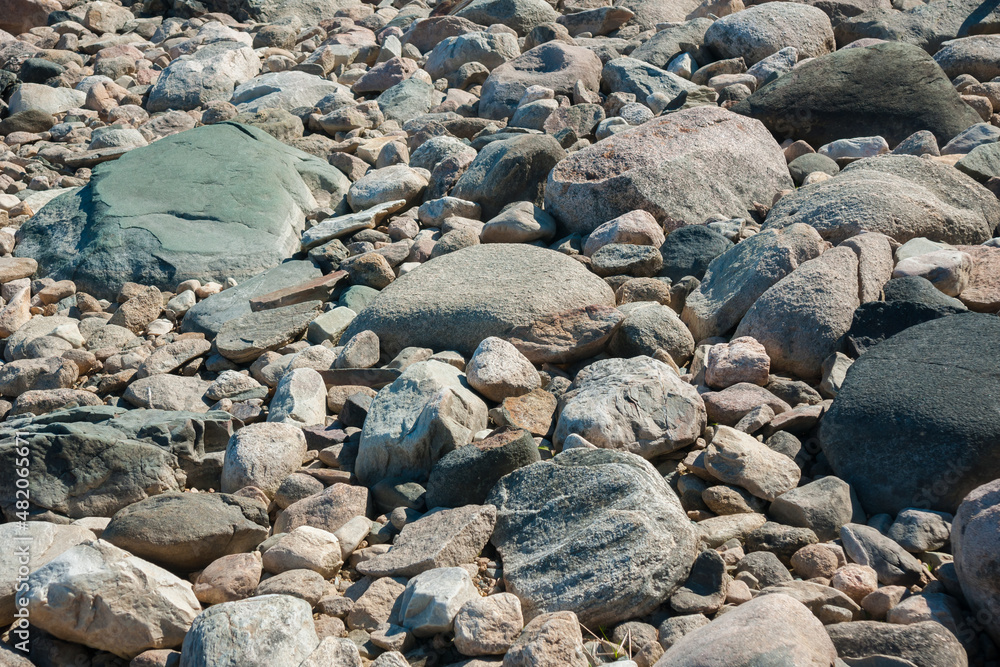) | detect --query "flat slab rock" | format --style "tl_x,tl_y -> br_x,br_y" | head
341,244 -> 615,358
487,448 -> 698,626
